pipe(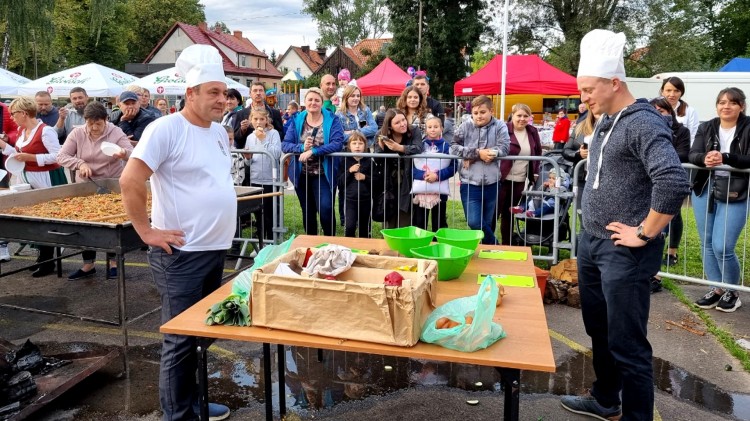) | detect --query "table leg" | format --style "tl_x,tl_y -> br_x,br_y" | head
196,339 -> 211,421
277,344 -> 286,418
117,252 -> 130,378
263,343 -> 272,421
499,368 -> 520,421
